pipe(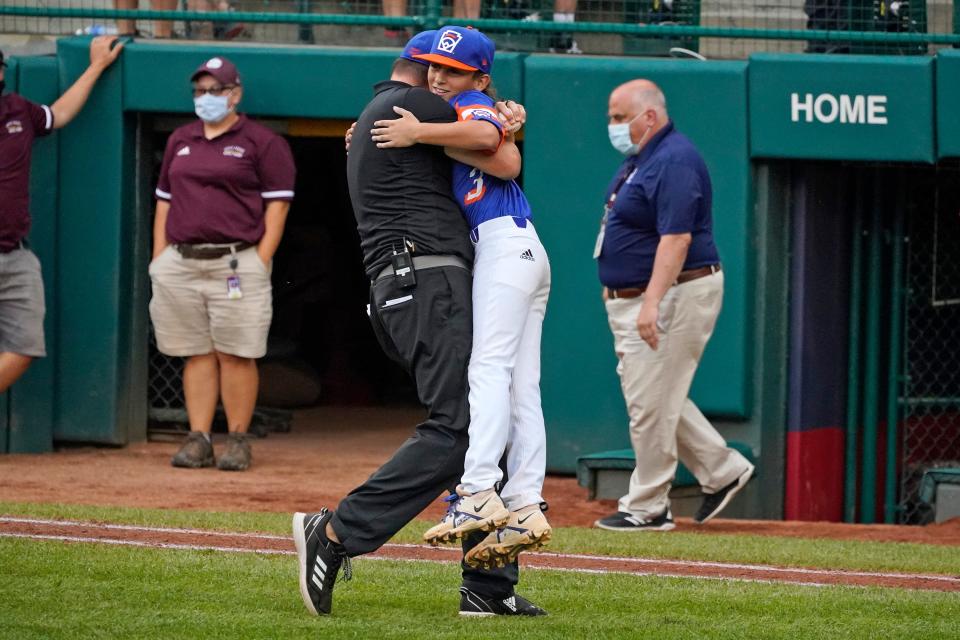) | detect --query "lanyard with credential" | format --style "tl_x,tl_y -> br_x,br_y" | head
593,161 -> 639,259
